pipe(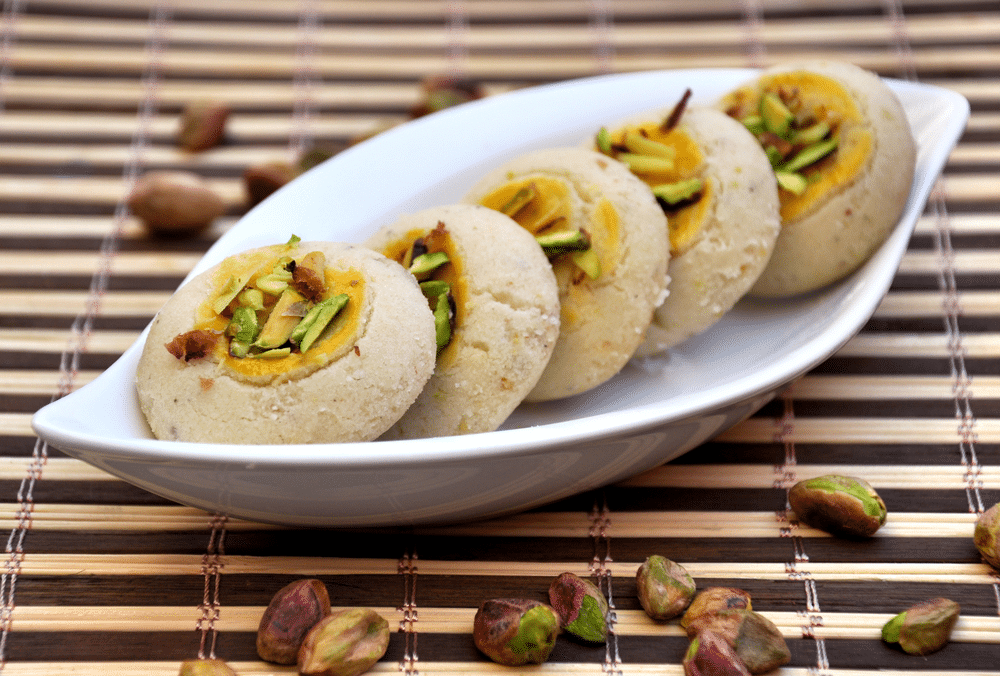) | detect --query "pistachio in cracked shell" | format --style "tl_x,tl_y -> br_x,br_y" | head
635,555 -> 696,621
882,598 -> 960,655
473,598 -> 560,666
973,501 -> 1000,570
683,630 -> 751,676
297,608 -> 390,676
680,587 -> 752,630
178,660 -> 238,676
788,474 -> 887,537
548,572 -> 609,643
257,578 -> 332,664
685,609 -> 791,674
